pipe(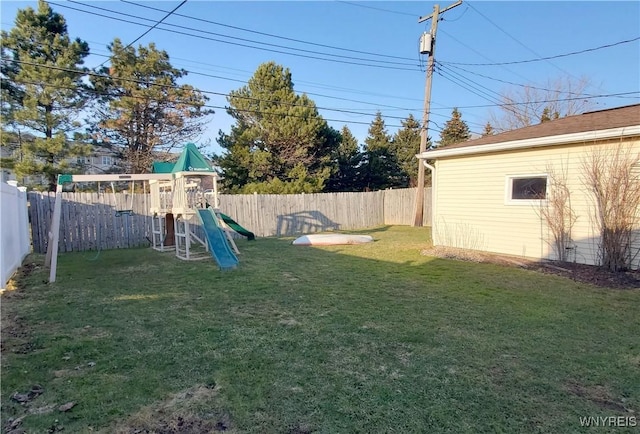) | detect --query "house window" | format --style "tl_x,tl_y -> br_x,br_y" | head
506,175 -> 547,204
77,157 -> 91,164
102,156 -> 113,166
